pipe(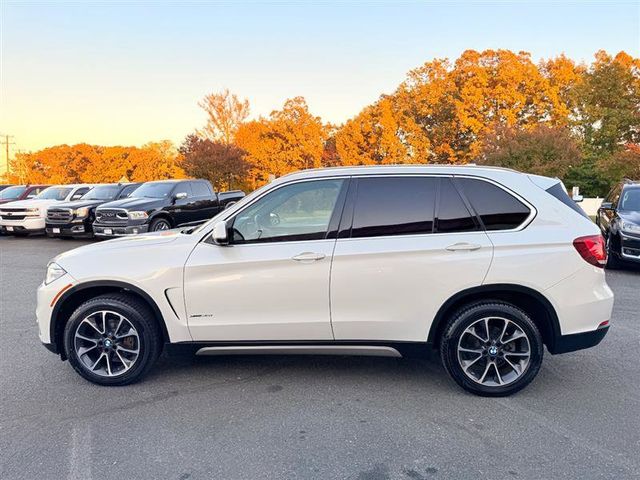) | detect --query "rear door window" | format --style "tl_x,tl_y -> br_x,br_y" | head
436,178 -> 478,233
351,177 -> 437,238
192,182 -> 210,197
455,177 -> 531,230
